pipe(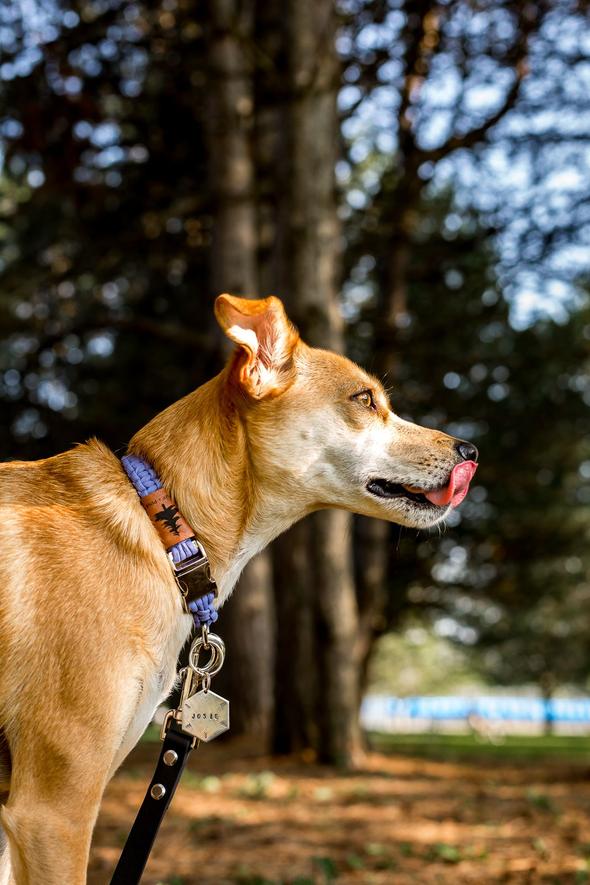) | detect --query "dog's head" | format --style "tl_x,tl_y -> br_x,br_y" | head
215,294 -> 477,529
